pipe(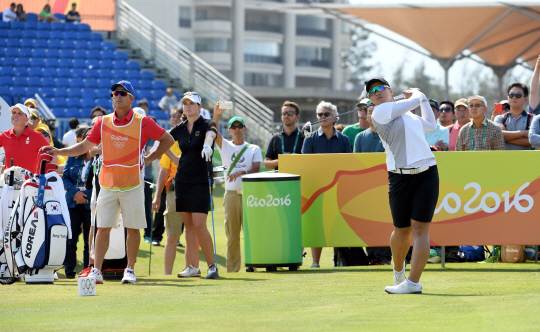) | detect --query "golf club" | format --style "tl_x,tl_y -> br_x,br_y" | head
302,94 -> 405,138
205,167 -> 219,279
